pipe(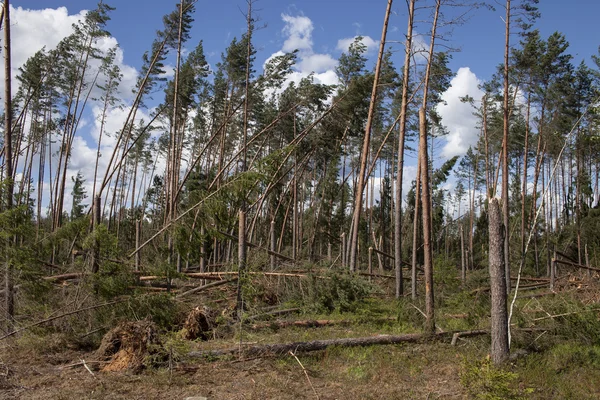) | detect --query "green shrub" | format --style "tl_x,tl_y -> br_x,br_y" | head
305,271 -> 375,313
547,343 -> 600,371
460,358 -> 530,400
